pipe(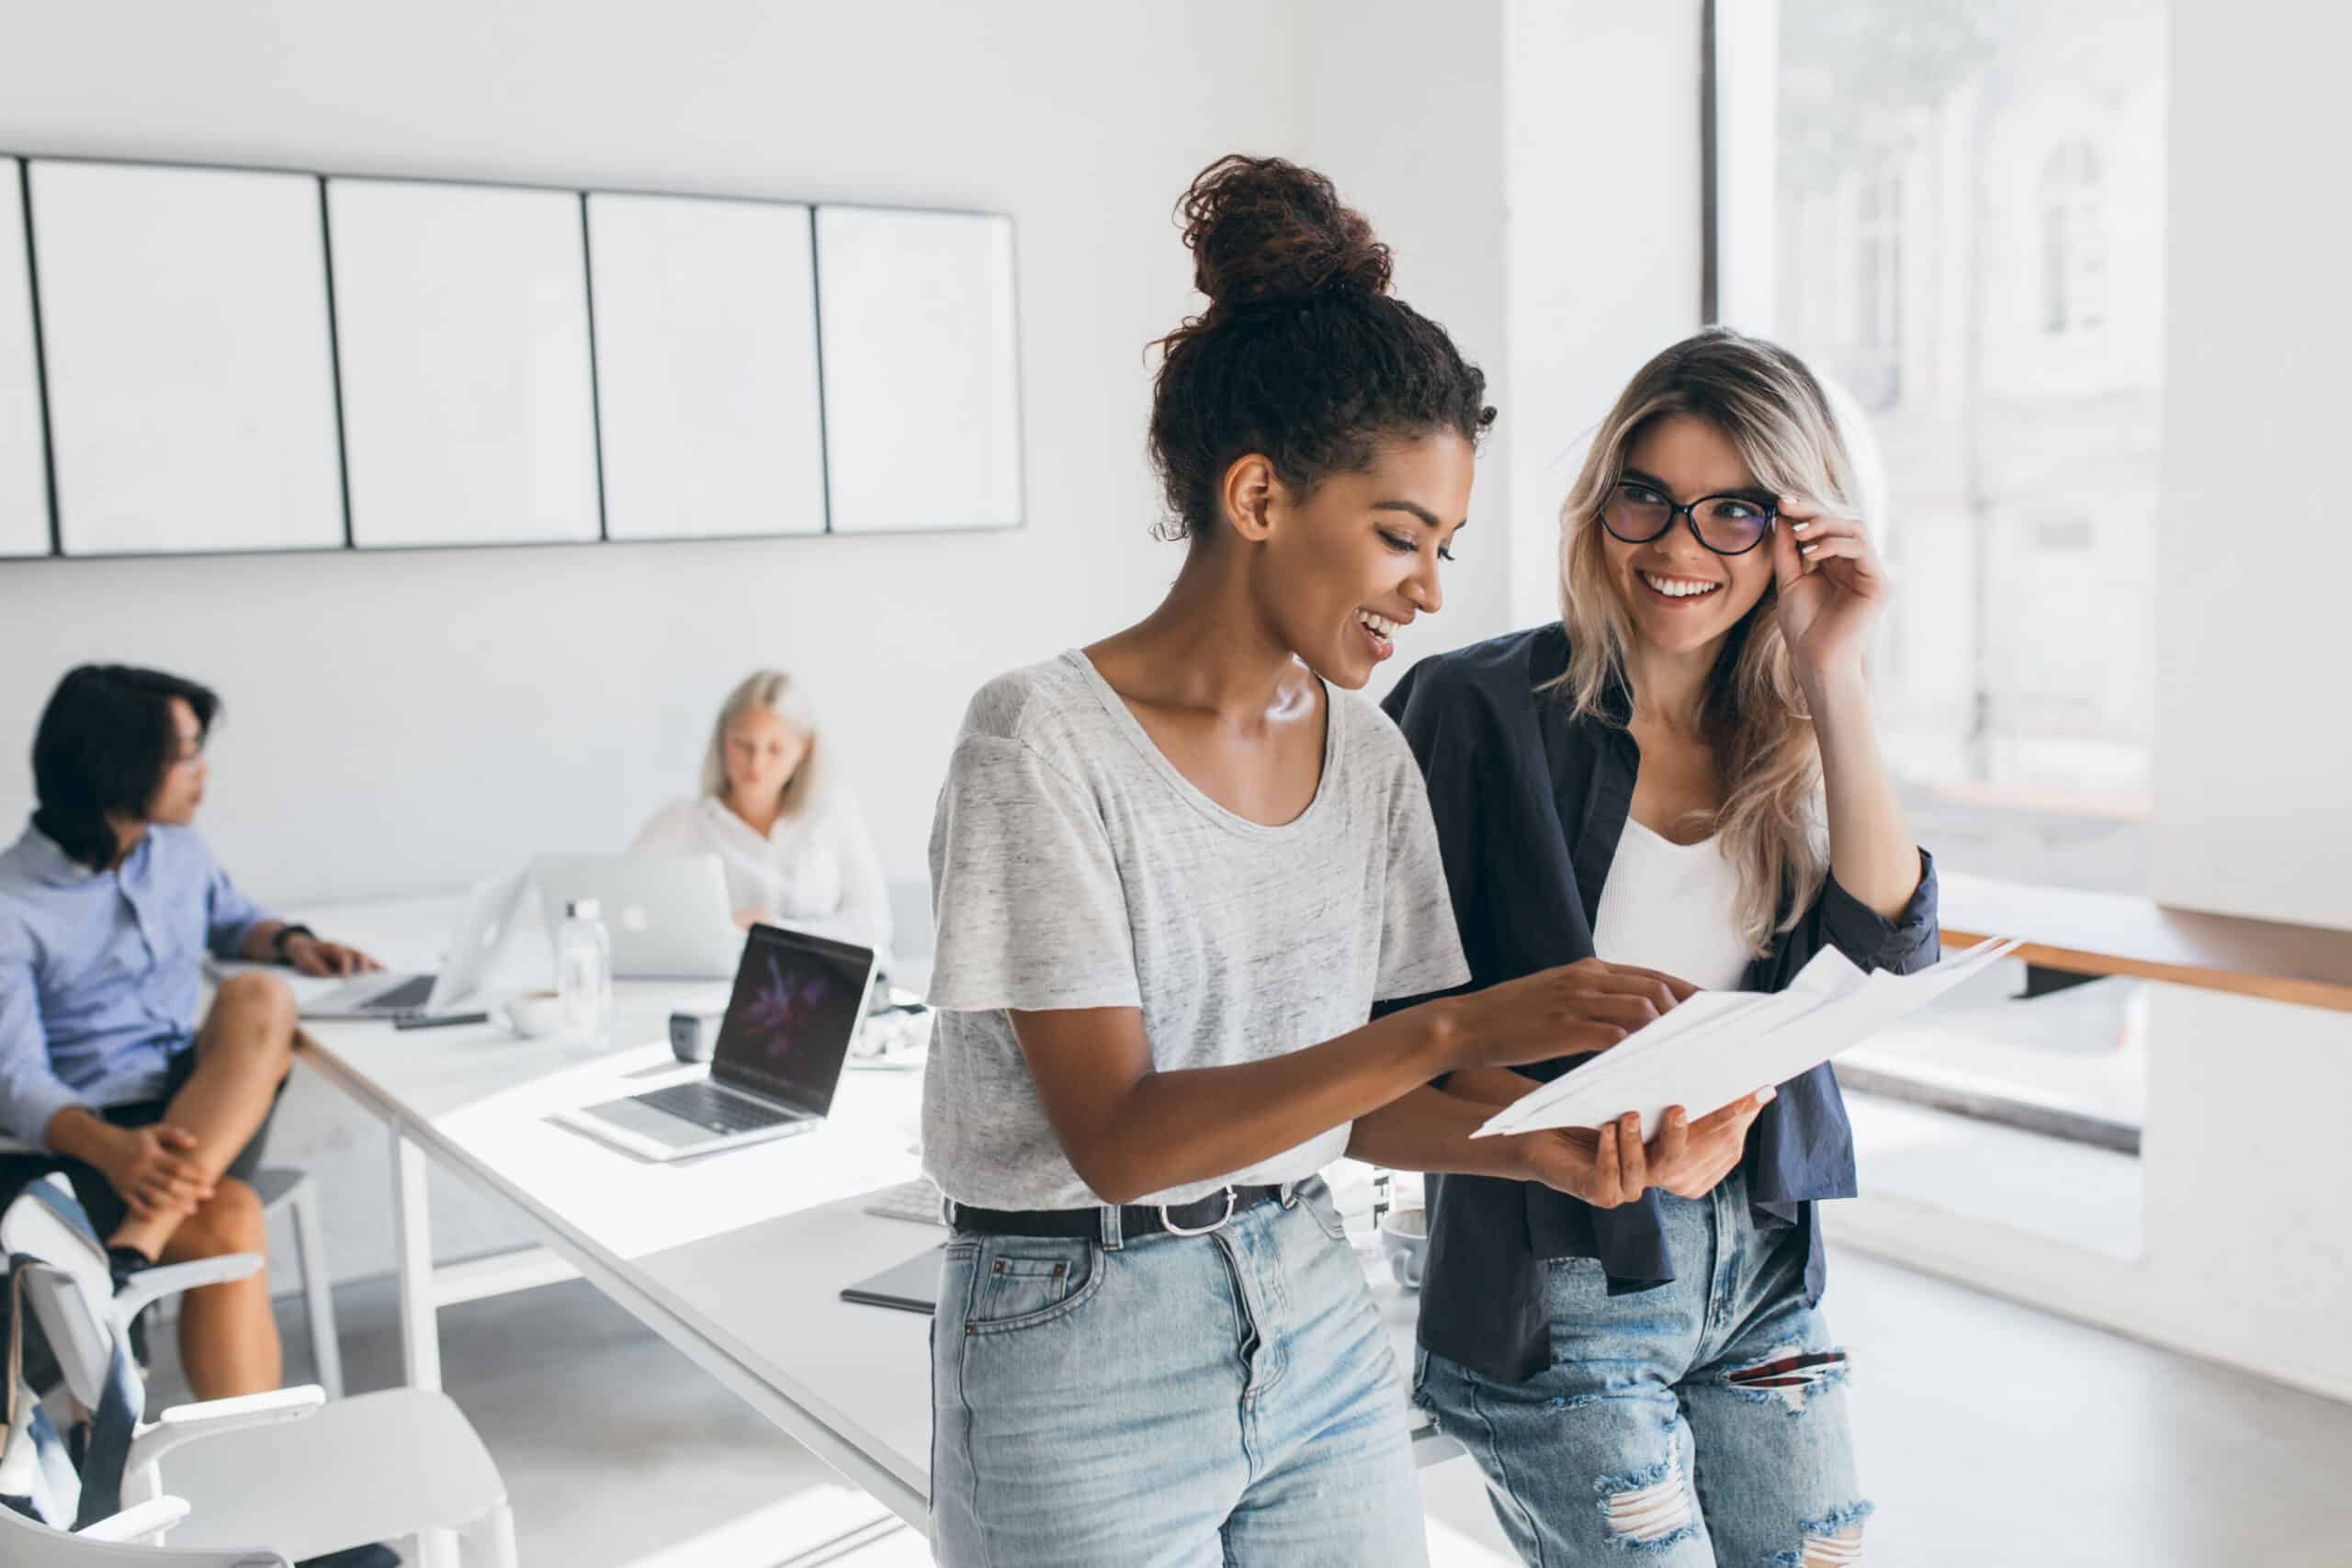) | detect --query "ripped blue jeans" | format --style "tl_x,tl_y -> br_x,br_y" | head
1416,1168 -> 1867,1566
